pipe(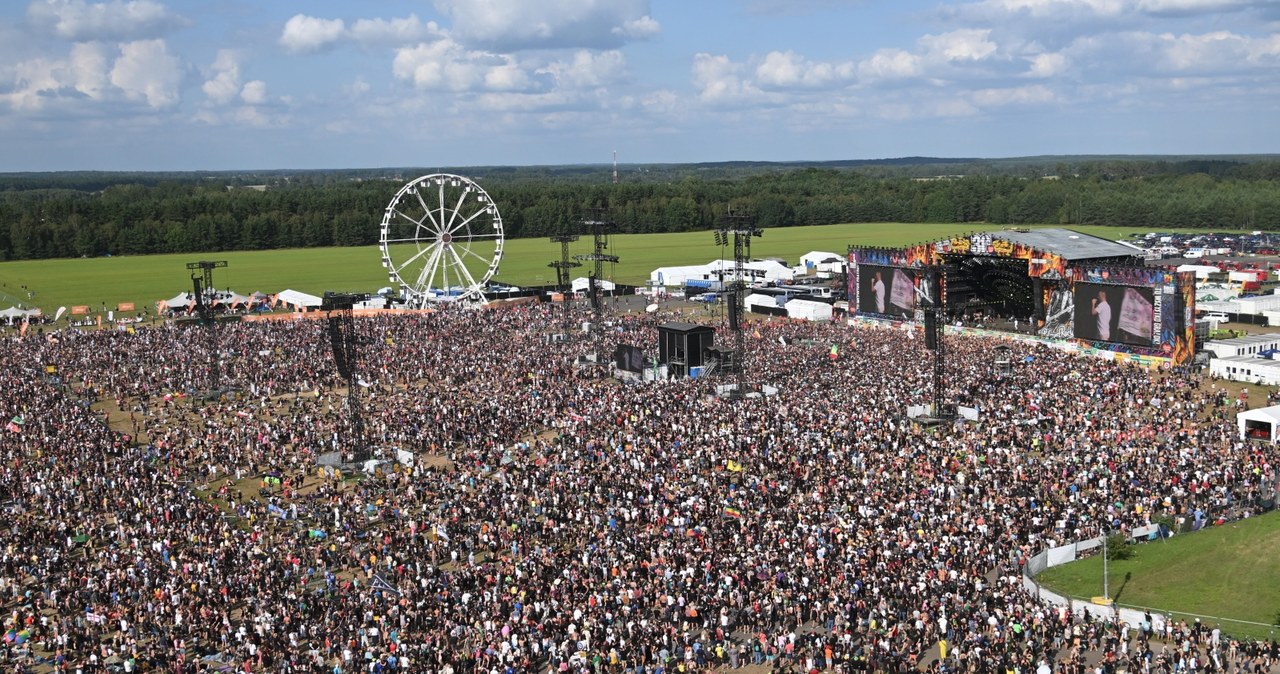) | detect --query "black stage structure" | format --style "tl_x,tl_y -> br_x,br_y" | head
657,323 -> 716,379
322,292 -> 371,463
185,260 -> 227,396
